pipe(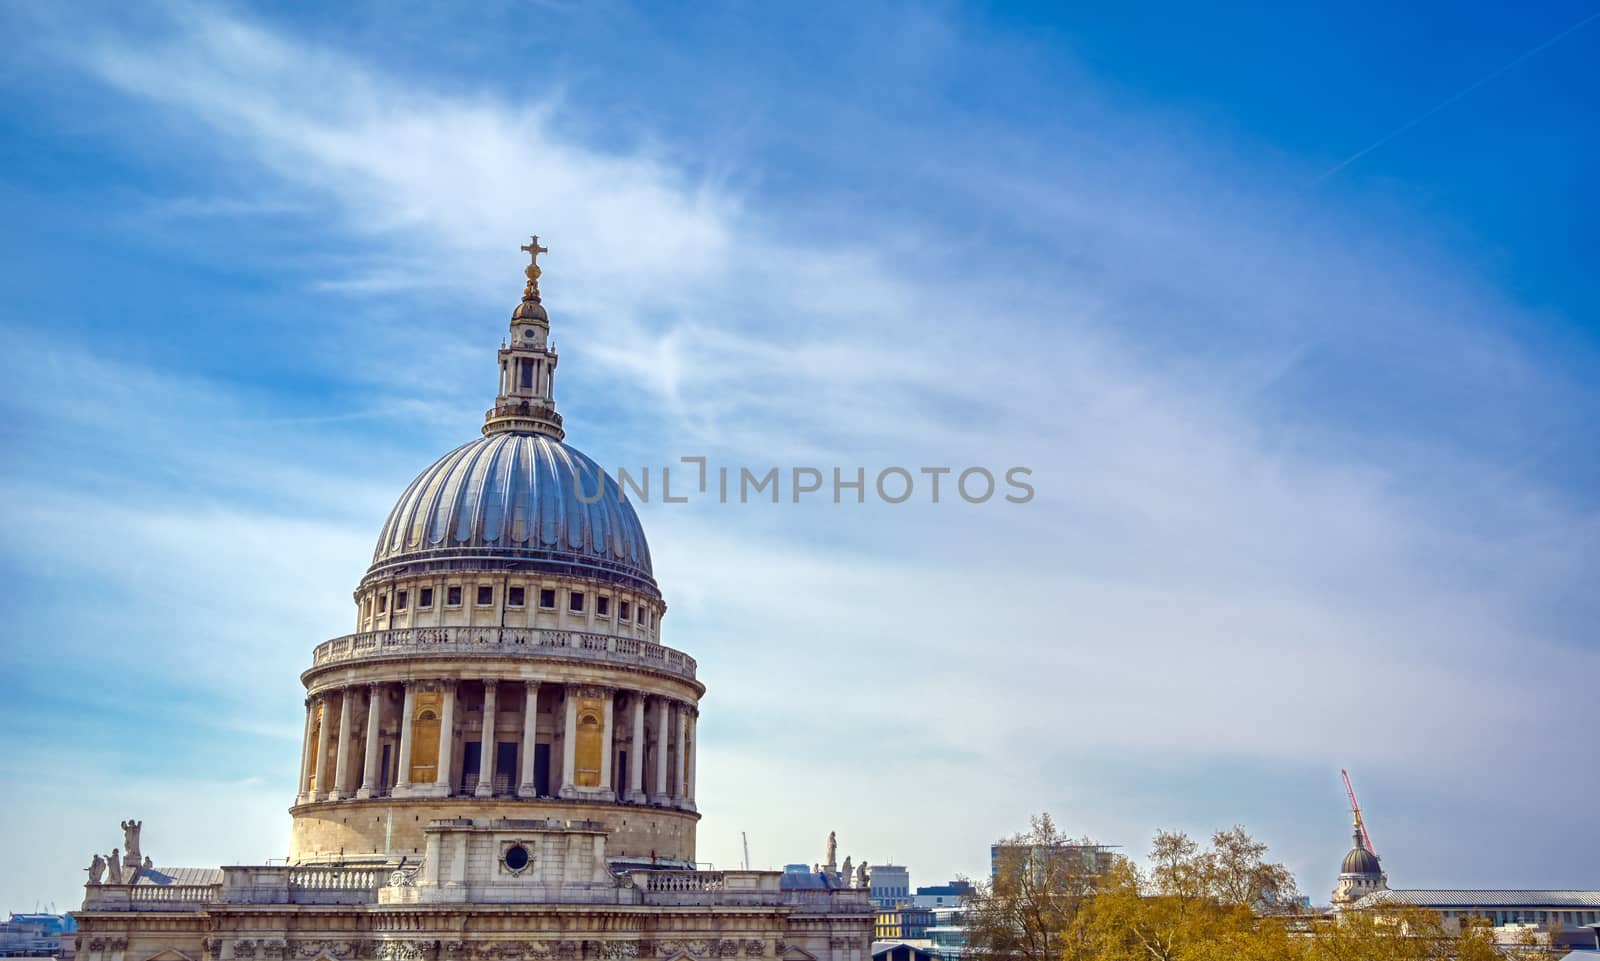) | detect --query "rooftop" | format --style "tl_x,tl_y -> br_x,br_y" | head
1357,890 -> 1600,909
